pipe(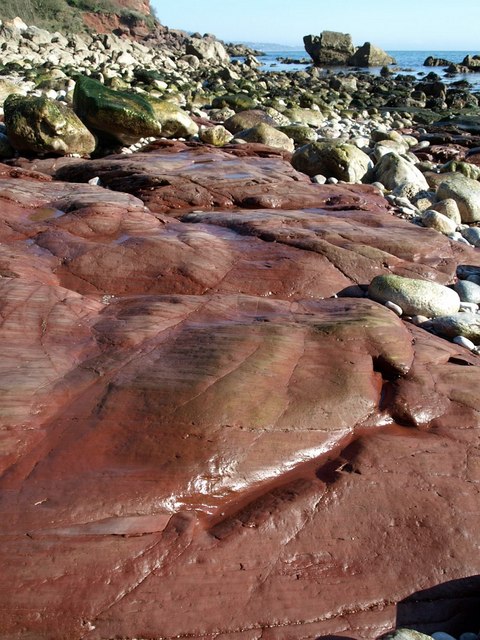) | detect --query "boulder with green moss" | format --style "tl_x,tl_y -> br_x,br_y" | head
278,124 -> 318,145
283,107 -> 326,127
211,93 -> 257,112
440,160 -> 480,181
368,274 -> 460,318
4,94 -> 96,156
292,140 -> 372,182
73,75 -> 162,146
146,98 -> 198,138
